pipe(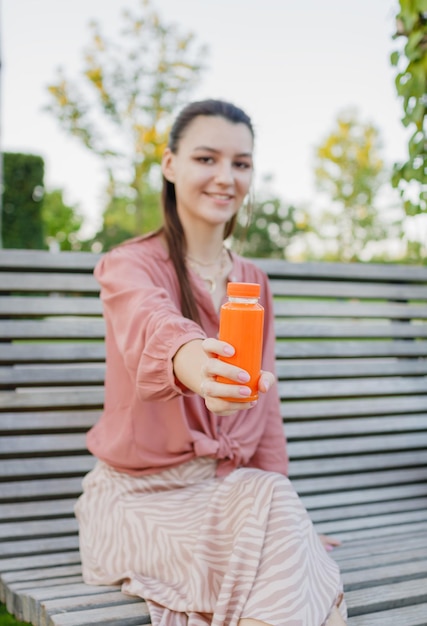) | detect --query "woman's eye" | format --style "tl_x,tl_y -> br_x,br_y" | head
196,156 -> 214,164
234,161 -> 251,170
